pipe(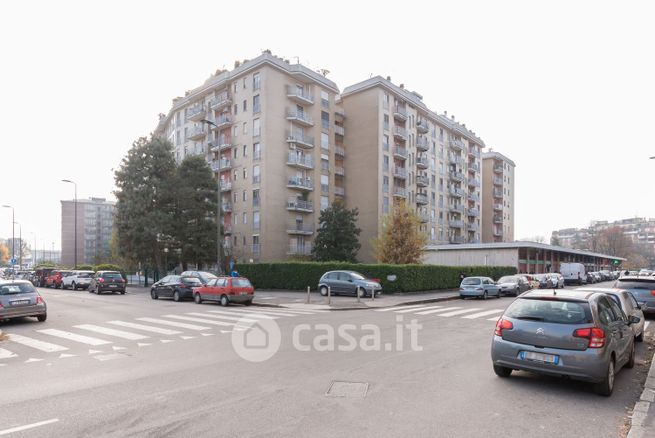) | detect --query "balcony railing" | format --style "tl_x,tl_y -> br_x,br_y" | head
288,244 -> 313,256
419,212 -> 430,223
221,202 -> 232,213
286,132 -> 315,149
468,148 -> 481,158
416,137 -> 429,151
416,193 -> 428,205
393,146 -> 408,159
186,105 -> 206,122
494,164 -> 503,173
416,119 -> 429,134
334,186 -> 345,196
468,162 -> 480,172
213,114 -> 233,130
209,93 -> 231,111
449,204 -> 465,214
220,181 -> 232,192
286,85 -> 314,105
393,105 -> 408,121
467,208 -> 480,217
493,215 -> 503,223
287,176 -> 314,191
494,229 -> 504,237
393,126 -> 408,140
393,167 -> 407,179
468,179 -> 481,188
493,203 -> 503,211
449,236 -> 466,244
449,138 -> 464,150
334,146 -> 345,157
287,222 -> 315,235
449,171 -> 465,182
334,166 -> 345,176
467,223 -> 479,231
448,154 -> 464,165
493,189 -> 503,198
468,193 -> 480,202
416,155 -> 429,168
287,199 -> 314,212
393,186 -> 407,198
449,220 -> 464,228
449,187 -> 464,197
493,177 -> 503,186
334,125 -> 345,136
287,153 -> 314,169
286,109 -> 314,126
187,126 -> 206,141
416,175 -> 429,187
223,225 -> 232,235
211,136 -> 231,152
